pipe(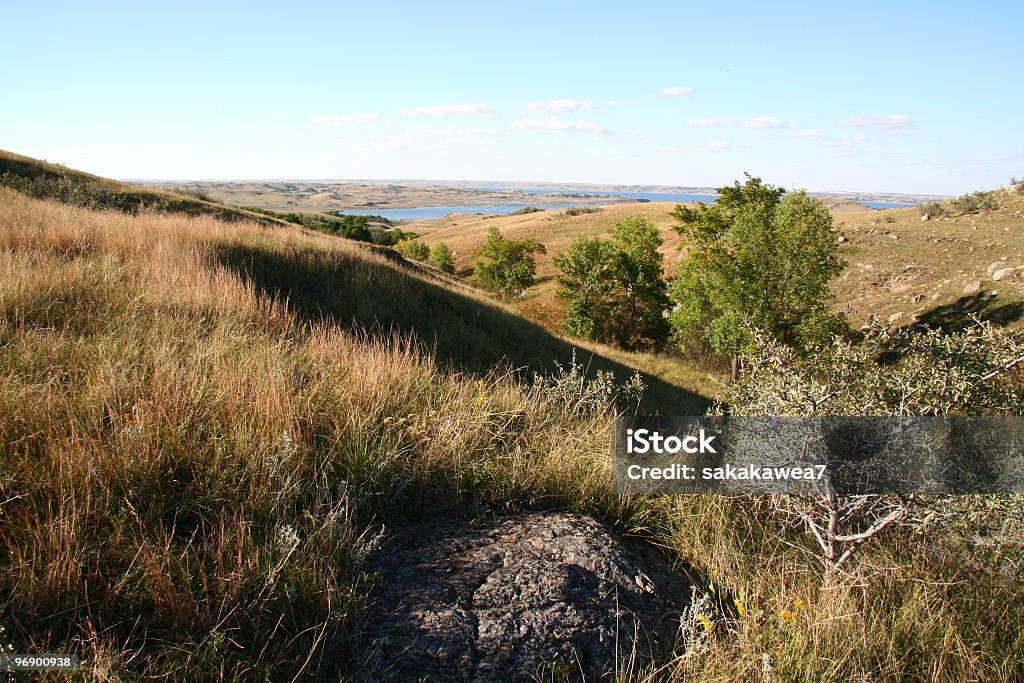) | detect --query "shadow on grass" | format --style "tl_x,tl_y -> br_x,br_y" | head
905,292 -> 1024,333
215,242 -> 710,415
